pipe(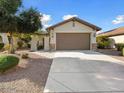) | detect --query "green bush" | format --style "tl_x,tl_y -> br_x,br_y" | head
97,36 -> 111,49
97,42 -> 108,49
0,55 -> 19,73
0,43 -> 4,50
21,34 -> 31,43
4,44 -> 10,51
115,43 -> 124,51
17,41 -> 24,49
21,34 -> 31,48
